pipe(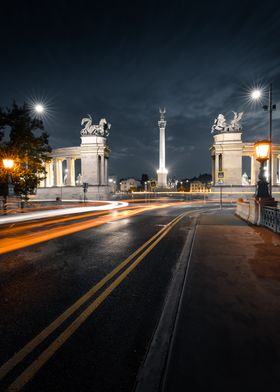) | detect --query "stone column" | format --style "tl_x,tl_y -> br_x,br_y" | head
53,159 -> 57,186
278,156 -> 280,184
45,162 -> 50,187
157,109 -> 167,188
104,158 -> 108,185
215,154 -> 219,185
42,162 -> 47,187
272,155 -> 278,185
66,158 -> 75,186
211,155 -> 215,184
250,155 -> 256,185
101,155 -> 105,185
49,161 -> 54,186
55,159 -> 63,186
